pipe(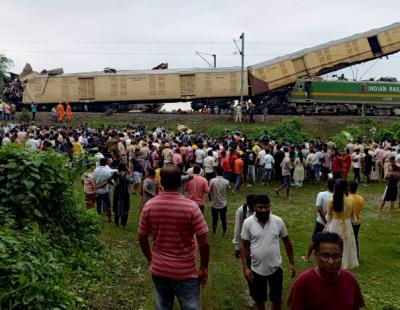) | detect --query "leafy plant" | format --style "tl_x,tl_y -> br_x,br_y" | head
376,122 -> 400,143
104,108 -> 114,116
0,144 -> 105,309
0,224 -> 84,309
17,108 -> 31,123
269,118 -> 312,145
0,54 -> 13,94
